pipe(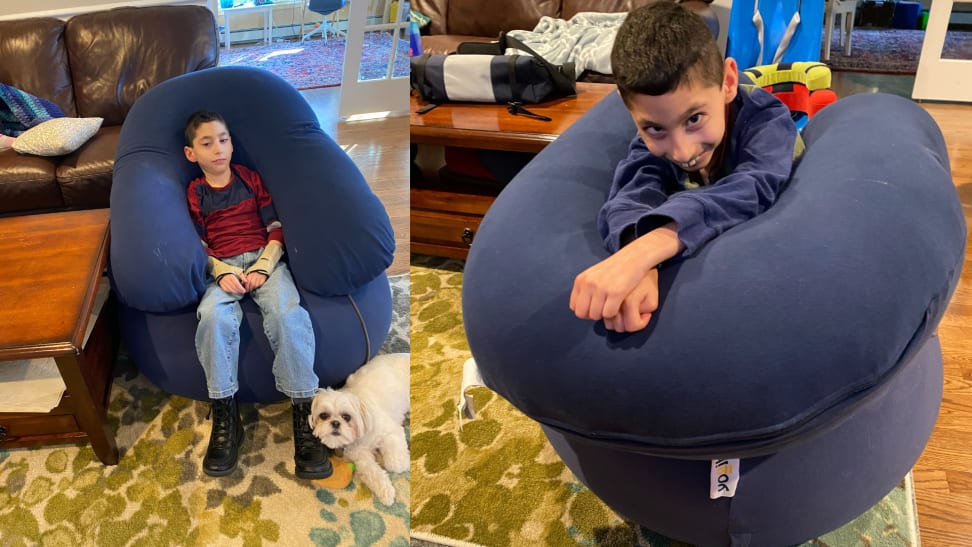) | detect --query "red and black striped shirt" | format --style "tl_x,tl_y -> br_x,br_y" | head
187,164 -> 283,258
